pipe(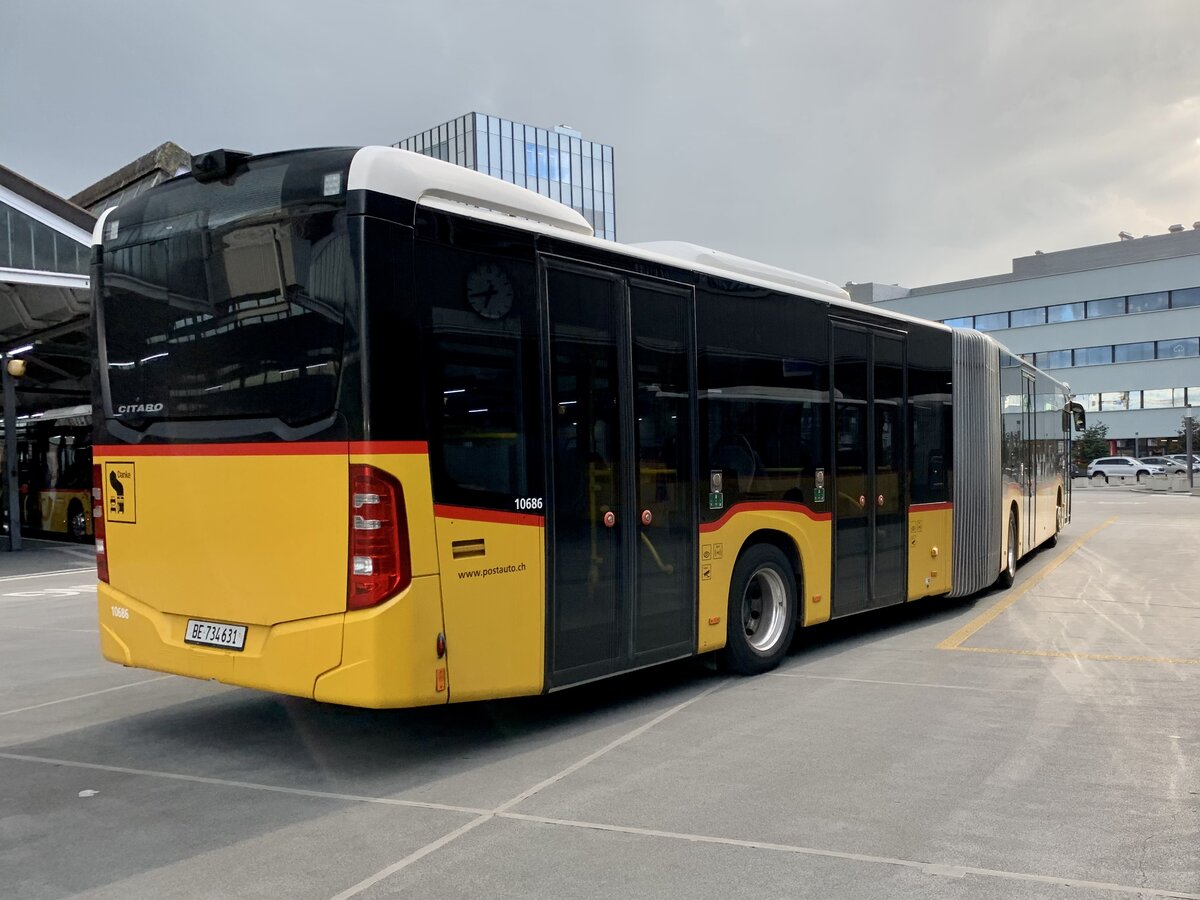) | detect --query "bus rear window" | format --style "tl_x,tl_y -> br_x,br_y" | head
99,151 -> 355,427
